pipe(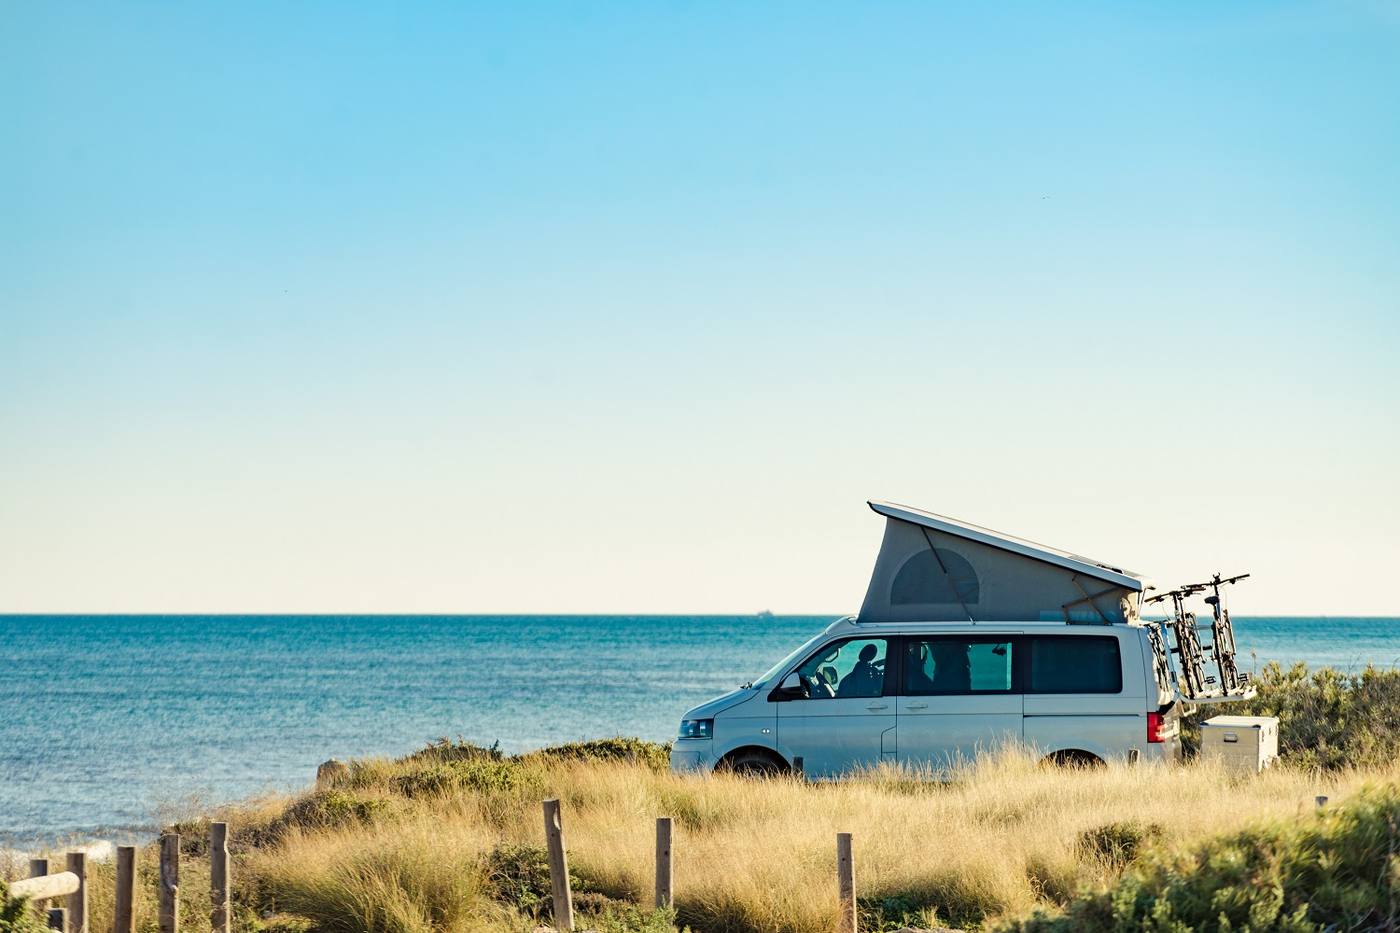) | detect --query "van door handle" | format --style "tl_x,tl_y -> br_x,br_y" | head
866,702 -> 889,711
906,702 -> 929,710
